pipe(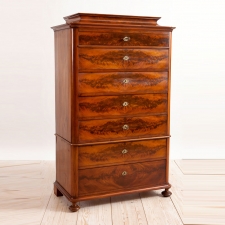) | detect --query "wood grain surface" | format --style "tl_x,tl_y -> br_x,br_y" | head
140,190 -> 183,225
78,72 -> 168,96
2,160 -> 225,225
78,94 -> 167,118
78,160 -> 166,196
0,161 -> 55,225
79,48 -> 168,70
55,29 -> 72,141
63,13 -> 163,27
78,115 -> 167,142
79,139 -> 167,168
111,193 -> 148,225
53,13 -> 174,213
79,31 -> 169,46
76,198 -> 112,225
55,136 -> 72,195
